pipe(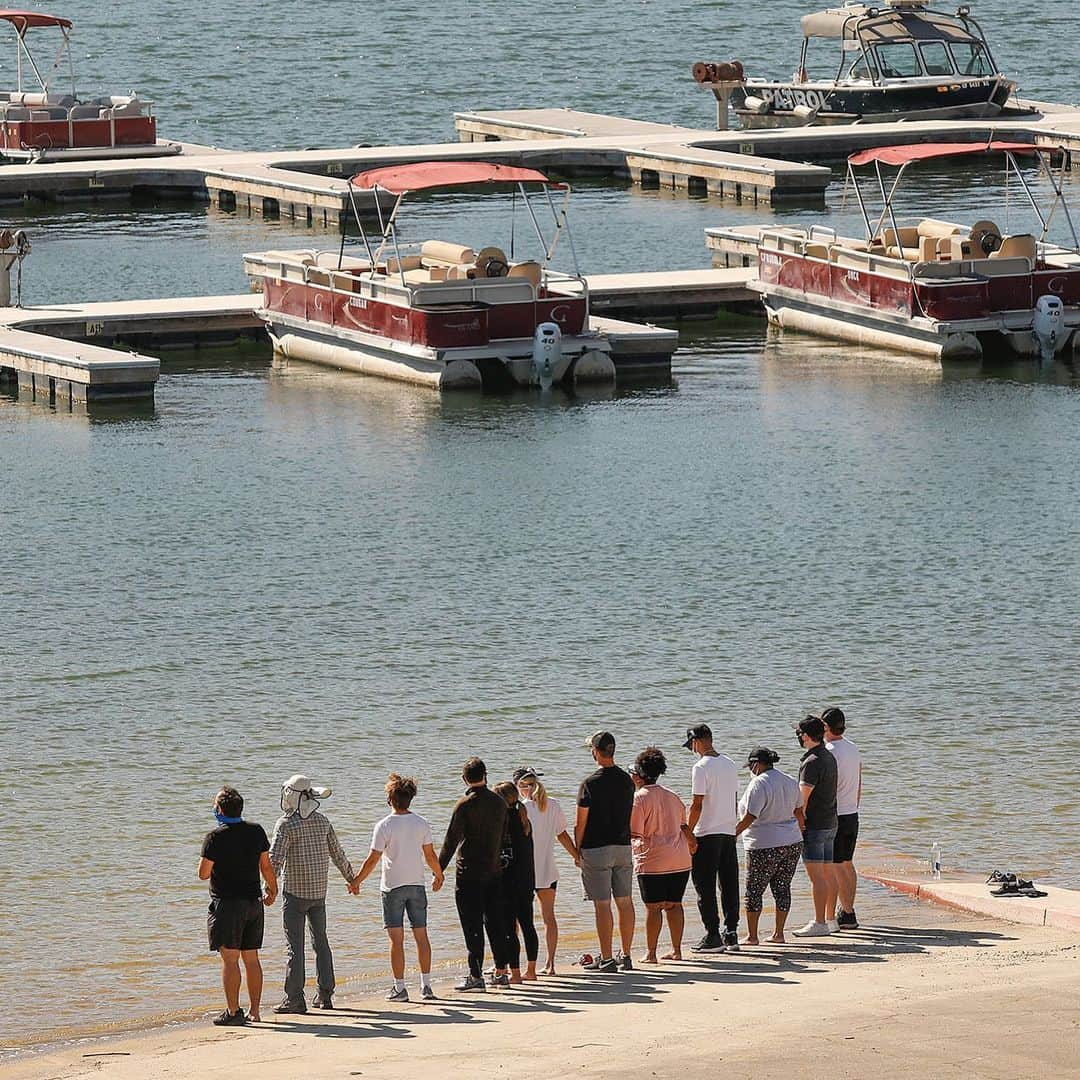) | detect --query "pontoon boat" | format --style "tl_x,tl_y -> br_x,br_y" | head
0,10 -> 175,161
243,161 -> 619,391
751,142 -> 1080,361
